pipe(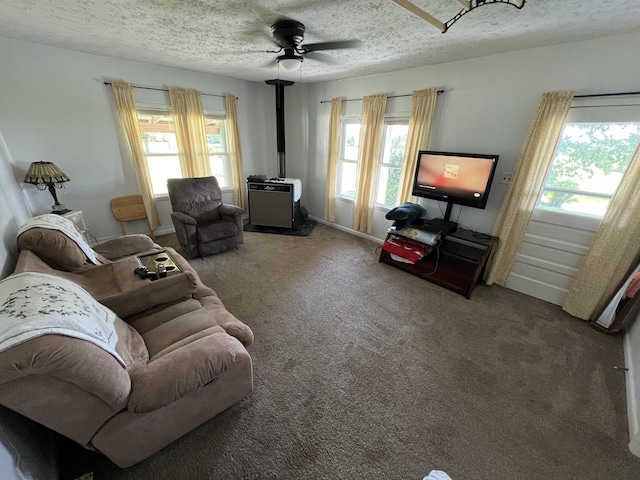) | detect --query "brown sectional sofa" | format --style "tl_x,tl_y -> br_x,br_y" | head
0,219 -> 254,468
